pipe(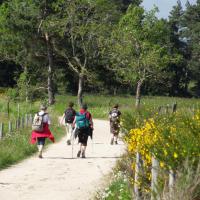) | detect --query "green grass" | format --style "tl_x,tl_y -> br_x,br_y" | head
95,172 -> 132,200
0,115 -> 66,170
53,94 -> 200,119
